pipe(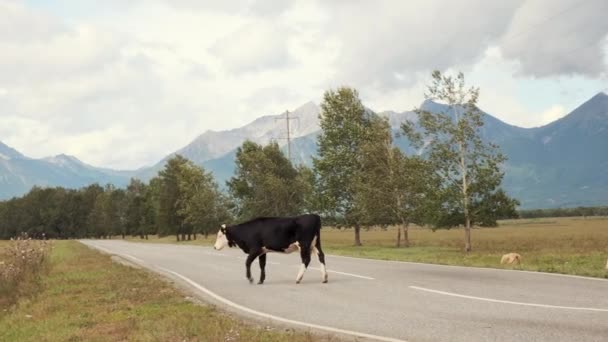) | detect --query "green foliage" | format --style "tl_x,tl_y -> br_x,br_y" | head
176,160 -> 231,238
227,141 -> 308,220
0,155 -> 230,241
313,87 -> 373,225
402,71 -> 518,250
157,155 -> 189,238
355,116 -> 439,227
